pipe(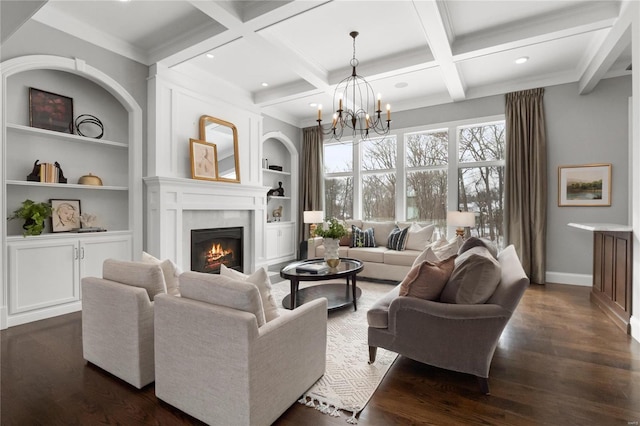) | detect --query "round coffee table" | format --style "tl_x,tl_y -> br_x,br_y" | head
280,257 -> 364,311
